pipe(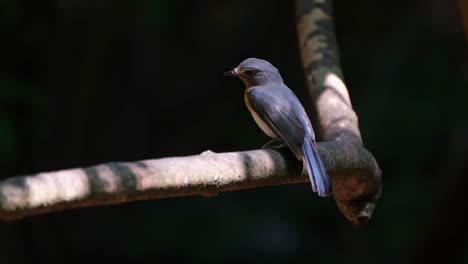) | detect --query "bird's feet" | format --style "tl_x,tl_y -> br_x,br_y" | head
262,138 -> 286,149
